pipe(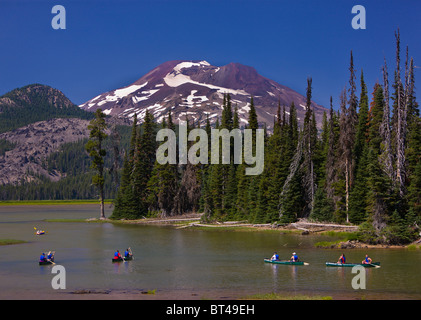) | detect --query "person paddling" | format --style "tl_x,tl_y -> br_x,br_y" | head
270,252 -> 279,261
338,253 -> 346,264
290,252 -> 299,262
362,254 -> 372,264
124,248 -> 132,259
113,250 -> 122,260
39,253 -> 46,262
47,251 -> 54,262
